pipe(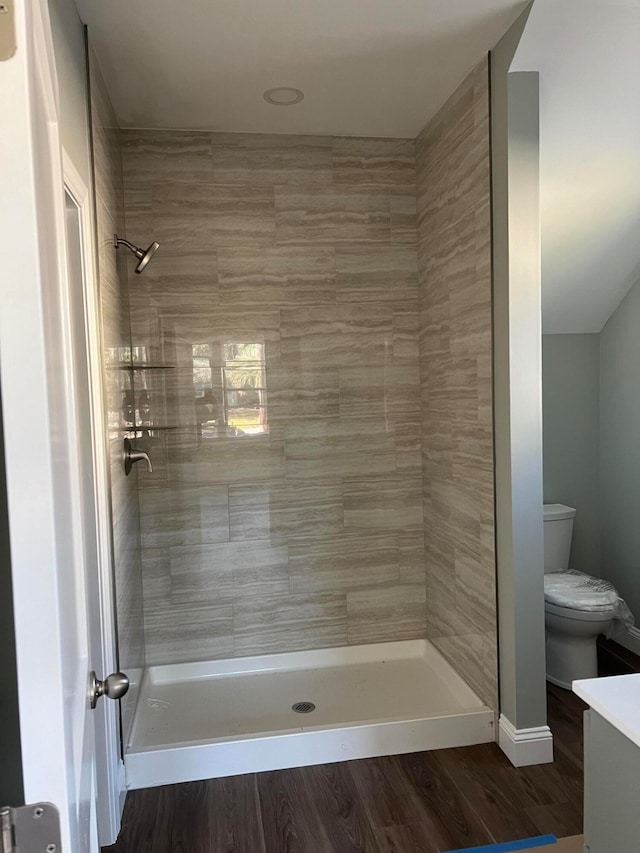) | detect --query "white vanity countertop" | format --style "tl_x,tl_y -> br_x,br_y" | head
573,673 -> 640,748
